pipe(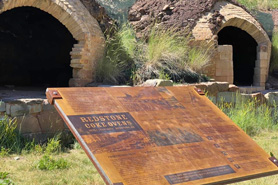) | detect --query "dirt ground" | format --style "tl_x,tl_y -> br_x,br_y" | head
128,0 -> 248,38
